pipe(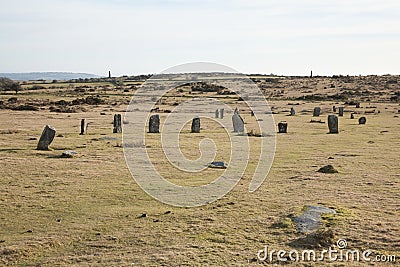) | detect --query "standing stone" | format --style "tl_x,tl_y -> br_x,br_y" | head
313,107 -> 321,117
232,114 -> 244,133
215,109 -> 219,118
234,107 -> 239,115
251,110 -> 255,116
290,107 -> 295,116
149,114 -> 160,133
113,114 -> 122,133
338,107 -> 344,117
355,102 -> 360,108
359,117 -> 366,125
333,106 -> 337,112
80,119 -> 86,135
328,115 -> 339,134
350,113 -> 355,119
278,122 -> 288,133
37,125 -> 56,150
191,117 -> 200,133
220,108 -> 224,119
